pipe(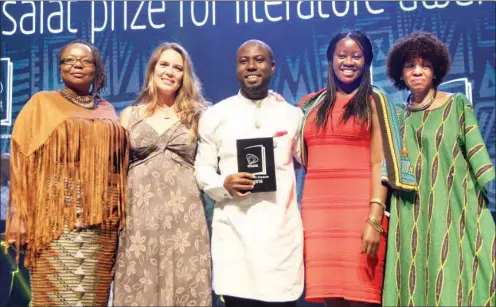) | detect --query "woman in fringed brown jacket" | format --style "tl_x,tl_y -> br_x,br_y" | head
5,40 -> 129,307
